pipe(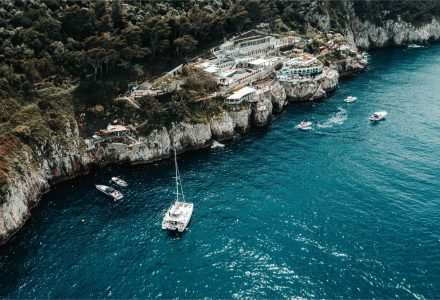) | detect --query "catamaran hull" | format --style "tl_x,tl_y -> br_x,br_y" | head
162,203 -> 193,232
